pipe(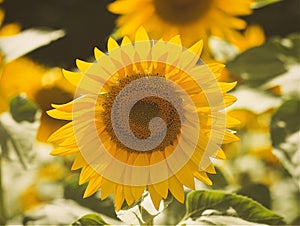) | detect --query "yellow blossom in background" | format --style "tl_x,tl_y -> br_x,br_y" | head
0,58 -> 75,141
21,161 -> 66,211
108,0 -> 255,58
0,8 -> 20,37
48,27 -> 239,210
224,109 -> 279,165
231,24 -> 266,52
